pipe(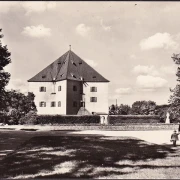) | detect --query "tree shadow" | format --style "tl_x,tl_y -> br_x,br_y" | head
0,134 -> 178,179
20,129 -> 38,131
0,130 -> 78,161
